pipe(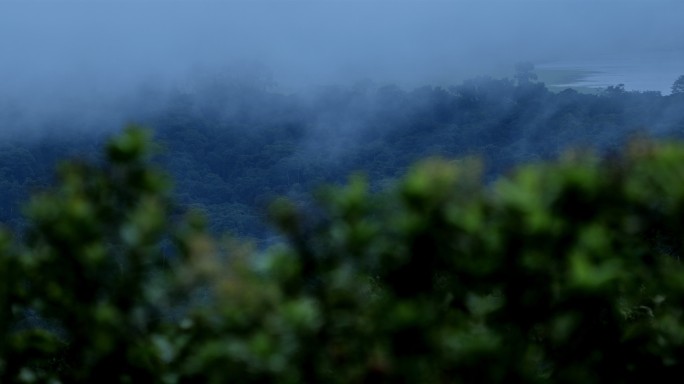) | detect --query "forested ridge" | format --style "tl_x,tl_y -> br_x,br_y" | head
1,70 -> 684,381
2,73 -> 684,239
